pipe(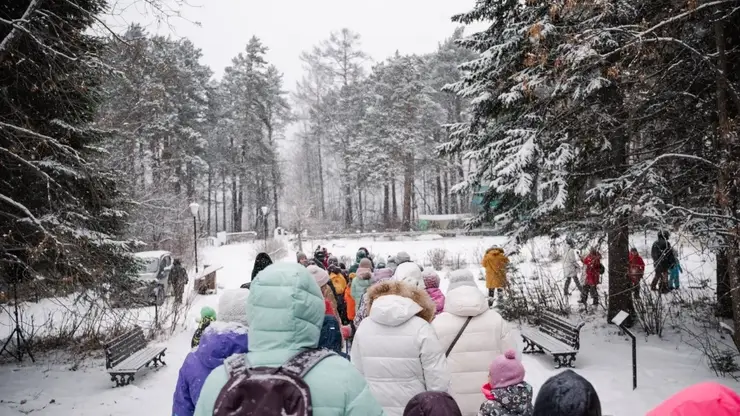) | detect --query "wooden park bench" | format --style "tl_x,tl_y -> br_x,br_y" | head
104,326 -> 166,387
521,310 -> 585,369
